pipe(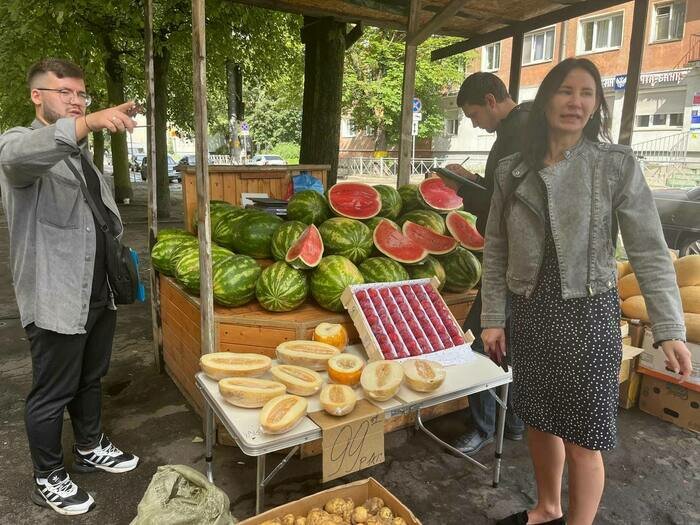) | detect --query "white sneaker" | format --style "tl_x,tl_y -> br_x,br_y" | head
73,433 -> 139,474
32,467 -> 95,515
